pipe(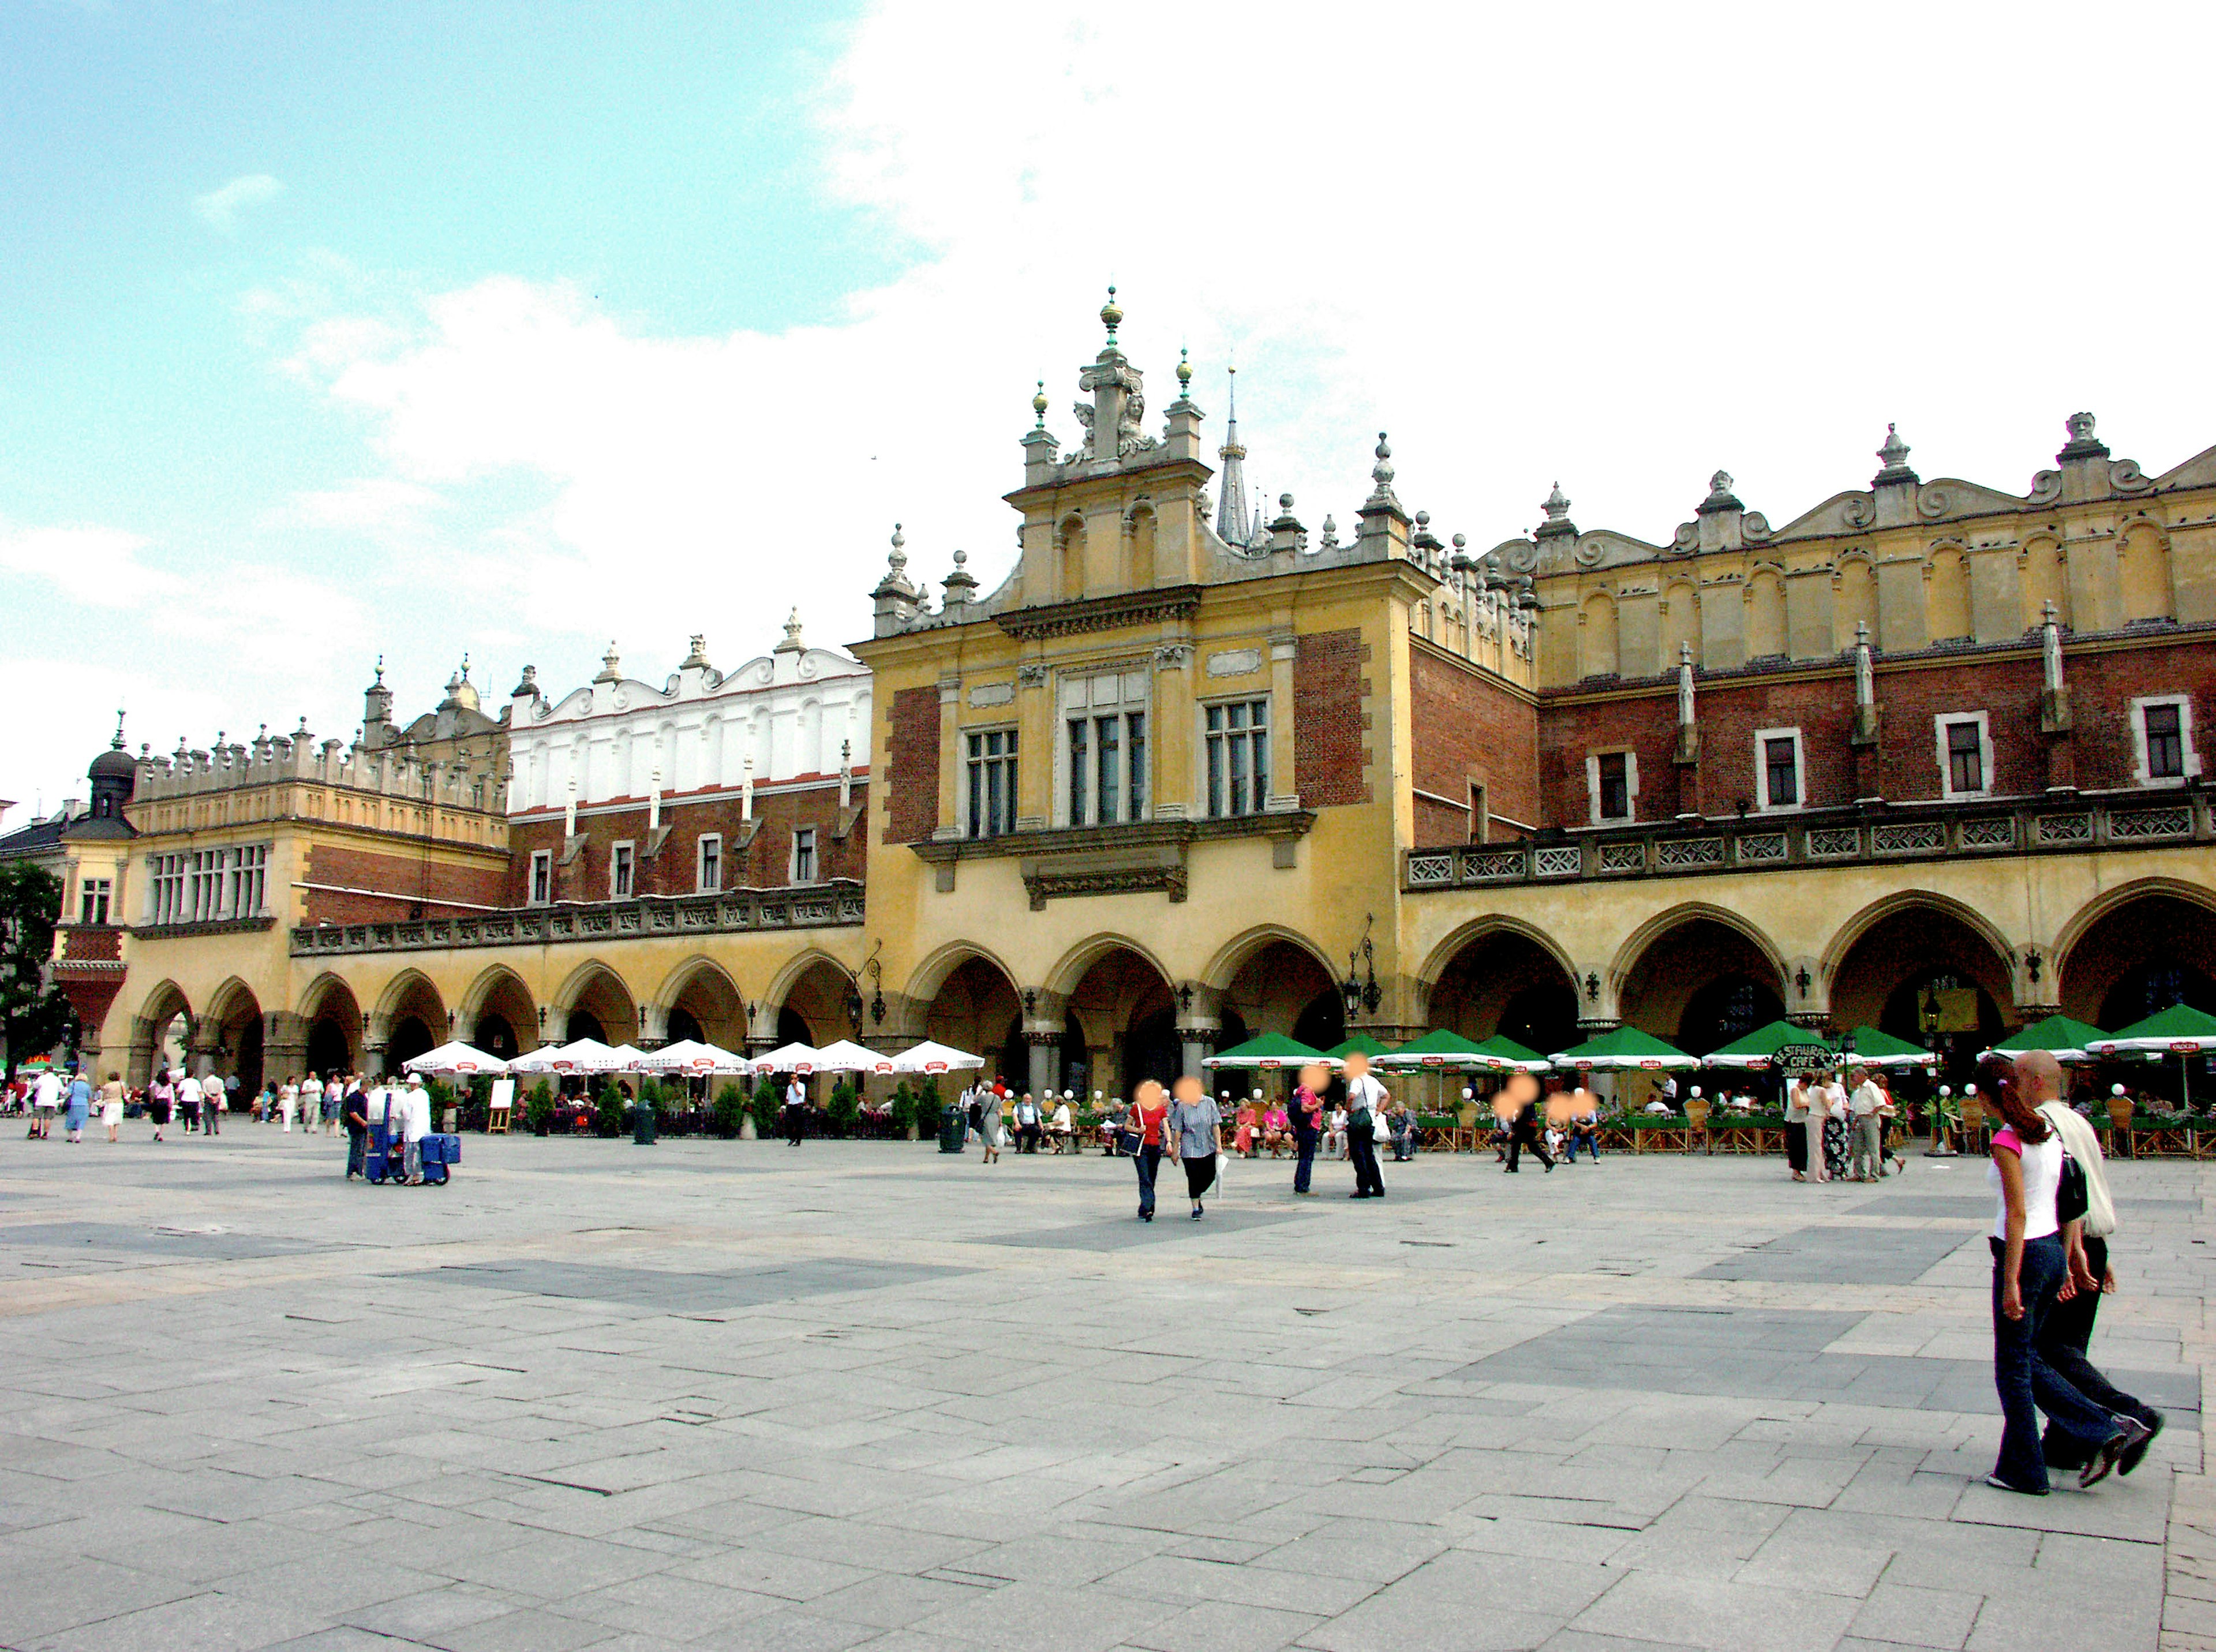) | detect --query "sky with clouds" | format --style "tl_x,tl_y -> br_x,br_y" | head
5,0 -> 2213,817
